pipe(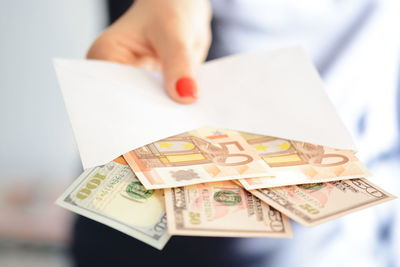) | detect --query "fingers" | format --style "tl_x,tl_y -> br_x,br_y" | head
159,38 -> 213,104
87,33 -> 134,63
156,39 -> 199,104
150,24 -> 213,104
147,3 -> 211,104
87,32 -> 161,71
